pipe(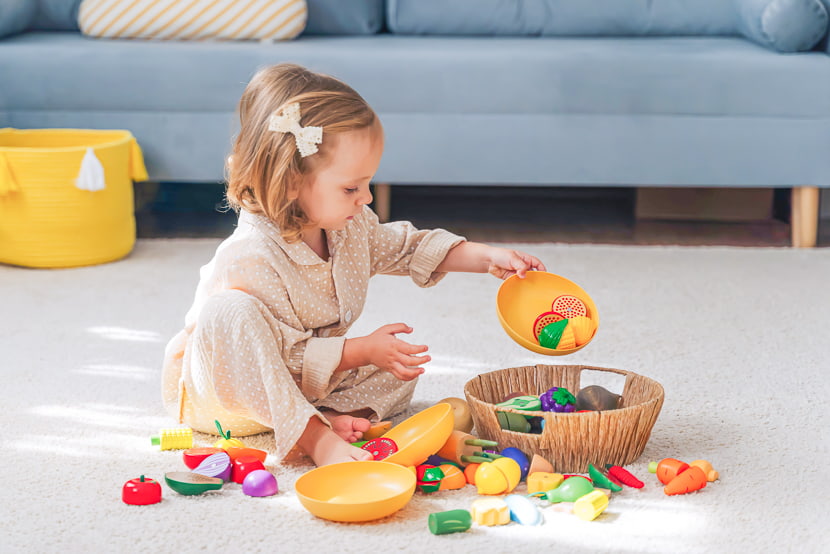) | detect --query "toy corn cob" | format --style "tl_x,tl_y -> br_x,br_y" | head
150,427 -> 193,450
